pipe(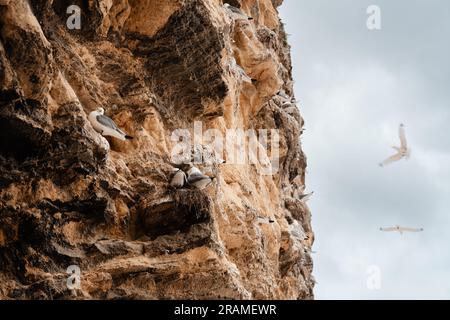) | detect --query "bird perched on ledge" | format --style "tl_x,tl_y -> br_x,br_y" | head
223,3 -> 254,21
170,168 -> 187,188
186,165 -> 215,190
297,191 -> 314,202
88,107 -> 133,141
